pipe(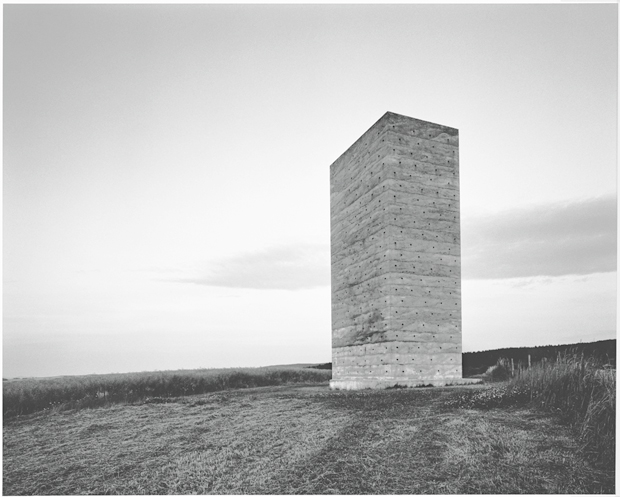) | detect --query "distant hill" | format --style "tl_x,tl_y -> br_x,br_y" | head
306,339 -> 616,376
306,363 -> 332,370
462,339 -> 616,376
